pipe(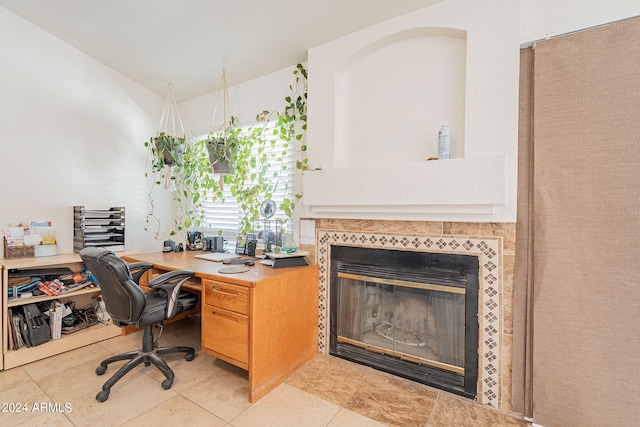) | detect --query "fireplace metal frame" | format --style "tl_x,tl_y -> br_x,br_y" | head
329,245 -> 479,399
